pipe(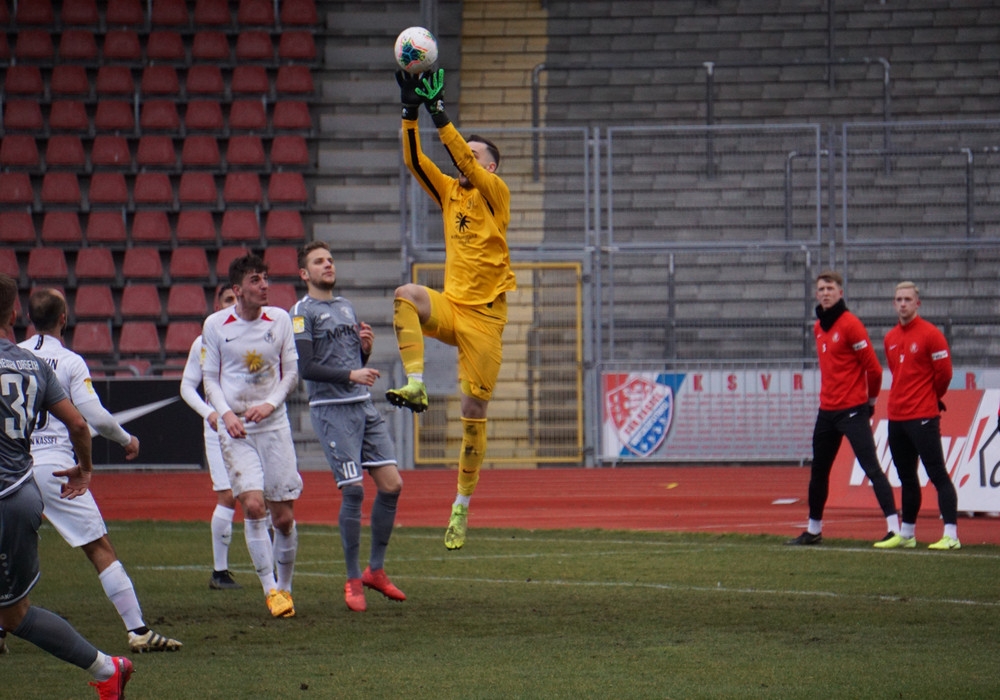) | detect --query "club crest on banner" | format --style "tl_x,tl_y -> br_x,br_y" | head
604,373 -> 673,457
